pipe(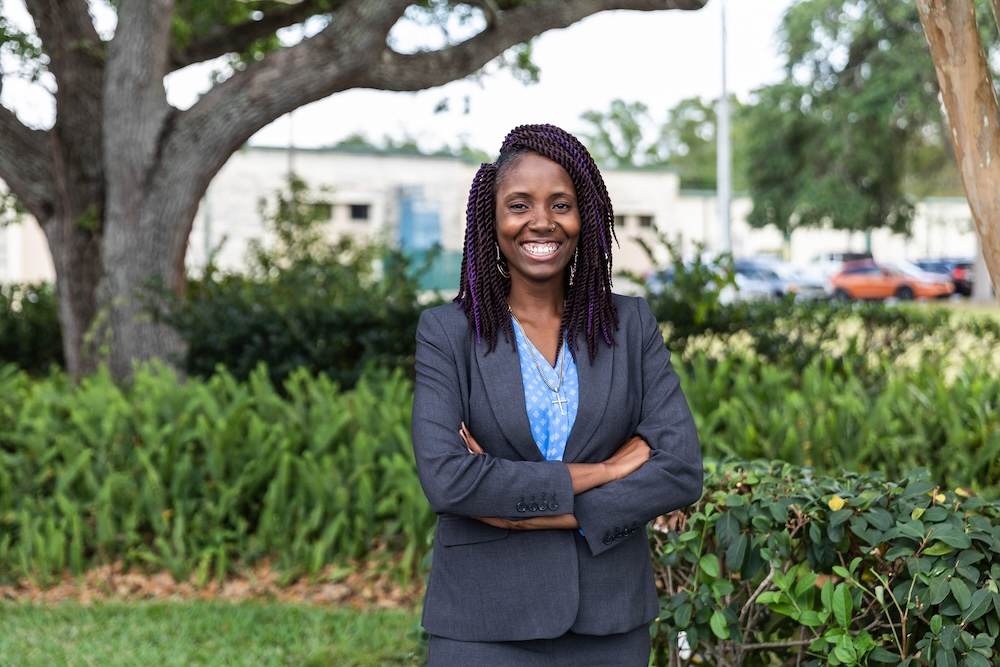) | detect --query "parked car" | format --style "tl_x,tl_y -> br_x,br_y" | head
829,260 -> 954,300
807,251 -> 875,280
732,259 -> 787,301
643,258 -> 781,304
735,257 -> 831,301
913,258 -> 974,296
